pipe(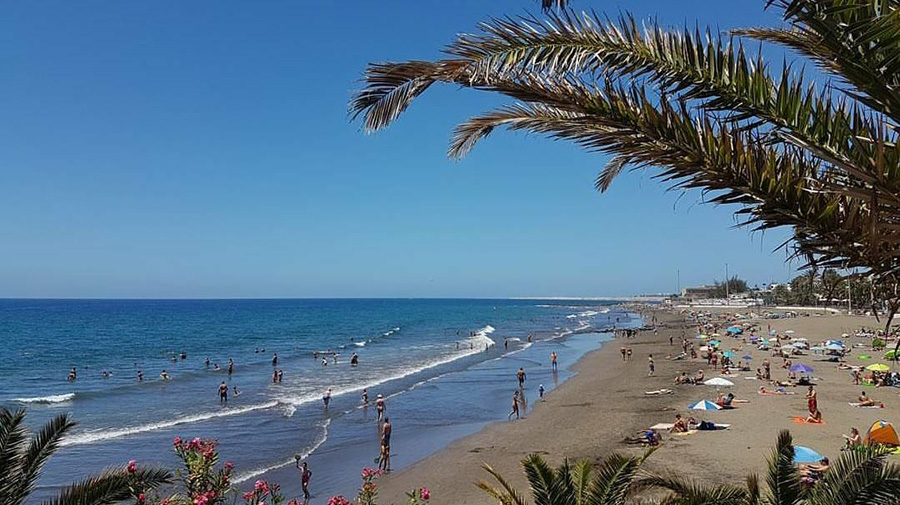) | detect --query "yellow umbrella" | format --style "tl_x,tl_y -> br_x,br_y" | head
866,363 -> 891,372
